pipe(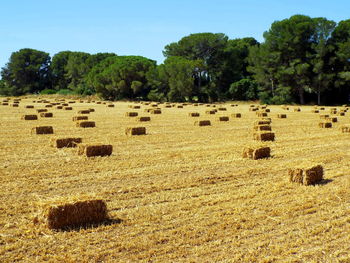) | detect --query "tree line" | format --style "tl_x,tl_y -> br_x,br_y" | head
1,14 -> 350,105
